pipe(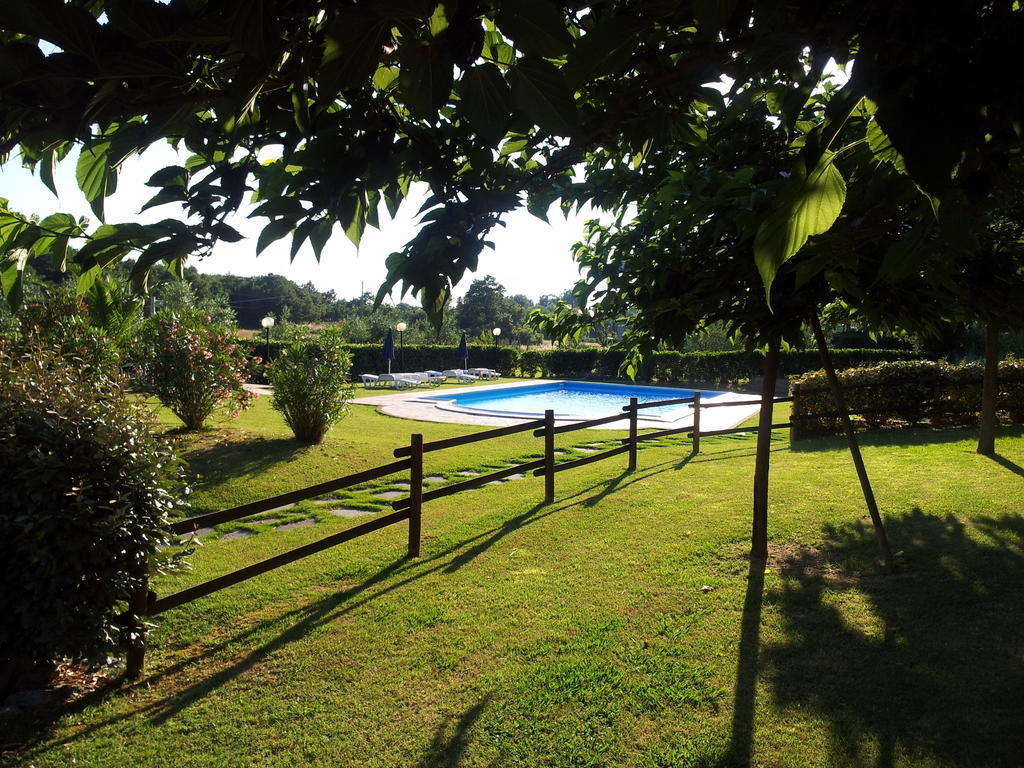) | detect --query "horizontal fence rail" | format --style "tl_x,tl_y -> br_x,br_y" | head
393,418 -> 545,457
532,411 -> 629,436
393,459 -> 547,511
153,510 -> 412,615
533,444 -> 631,475
627,395 -> 695,410
171,459 -> 412,535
